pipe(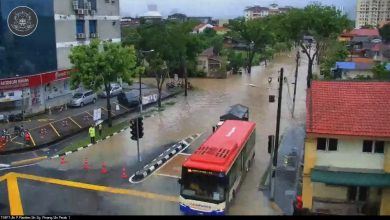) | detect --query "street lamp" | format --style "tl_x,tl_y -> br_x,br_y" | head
137,49 -> 154,113
135,49 -> 154,162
